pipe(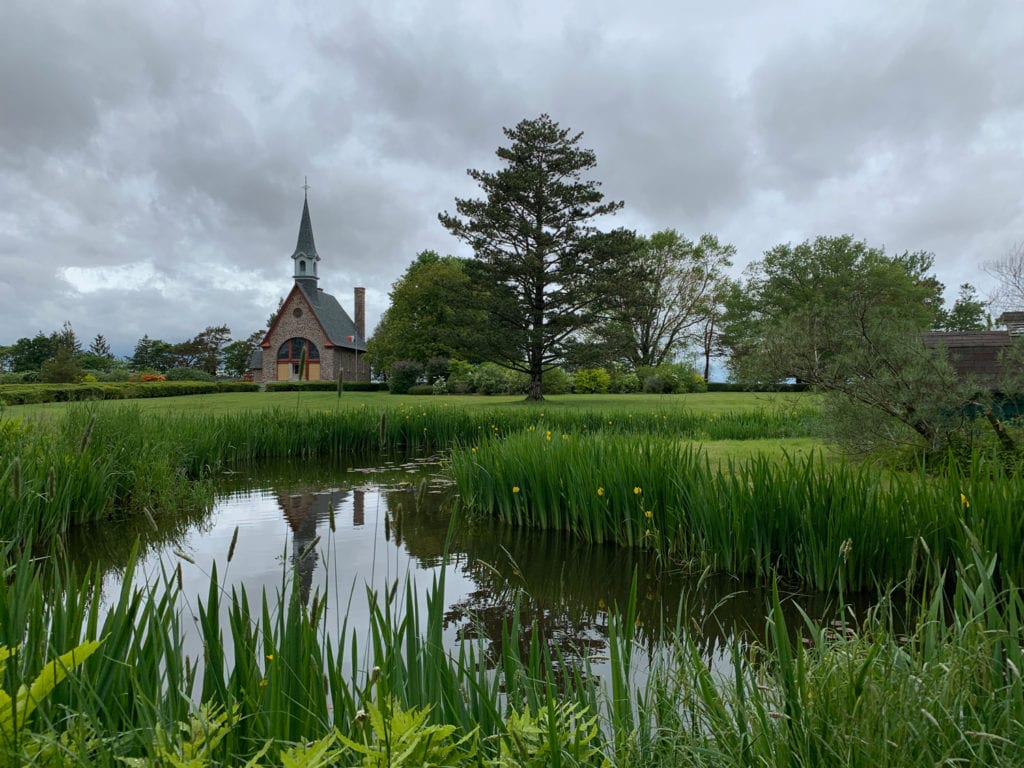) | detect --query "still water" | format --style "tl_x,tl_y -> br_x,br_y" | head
67,455 -> 868,678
